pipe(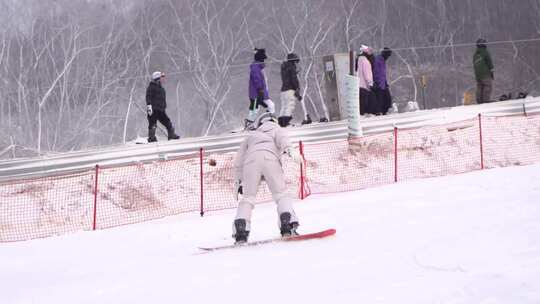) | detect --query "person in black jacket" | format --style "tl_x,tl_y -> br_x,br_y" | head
278,53 -> 302,127
146,71 -> 180,142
